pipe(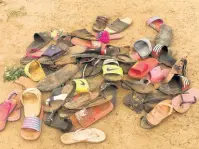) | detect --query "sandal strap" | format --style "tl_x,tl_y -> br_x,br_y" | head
158,103 -> 173,115
22,117 -> 41,132
73,79 -> 89,93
